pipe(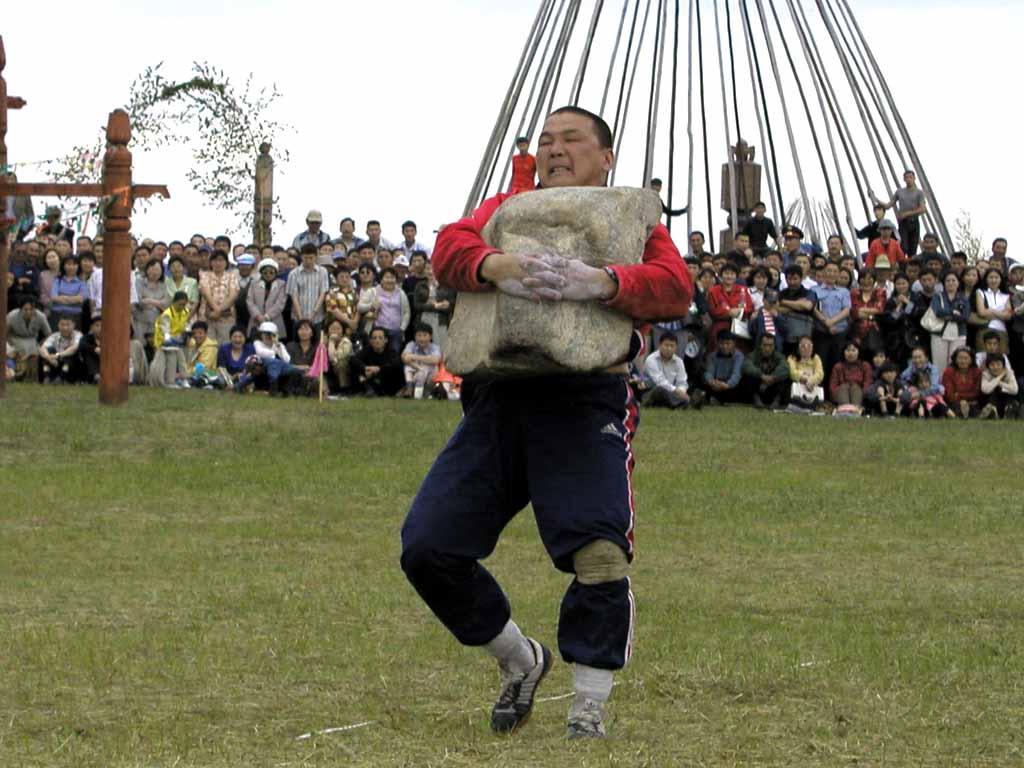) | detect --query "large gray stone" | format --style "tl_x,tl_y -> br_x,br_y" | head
445,186 -> 662,376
